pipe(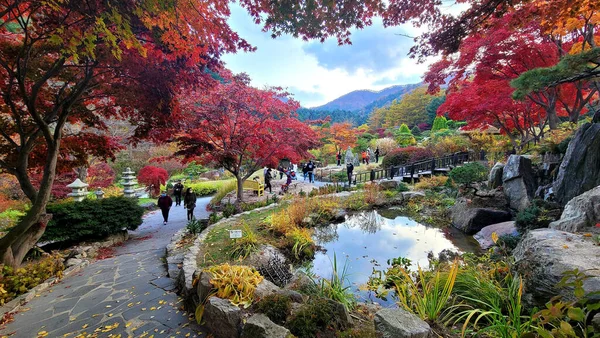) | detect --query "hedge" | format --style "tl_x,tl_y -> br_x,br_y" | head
40,196 -> 144,243
381,147 -> 433,168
